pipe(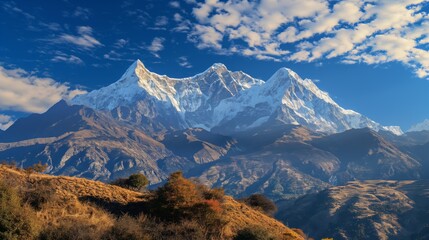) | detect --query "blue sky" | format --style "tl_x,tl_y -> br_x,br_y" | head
0,0 -> 428,131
